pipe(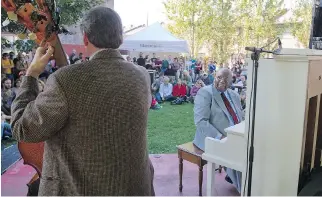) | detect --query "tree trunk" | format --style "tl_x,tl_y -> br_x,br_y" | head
192,12 -> 195,57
